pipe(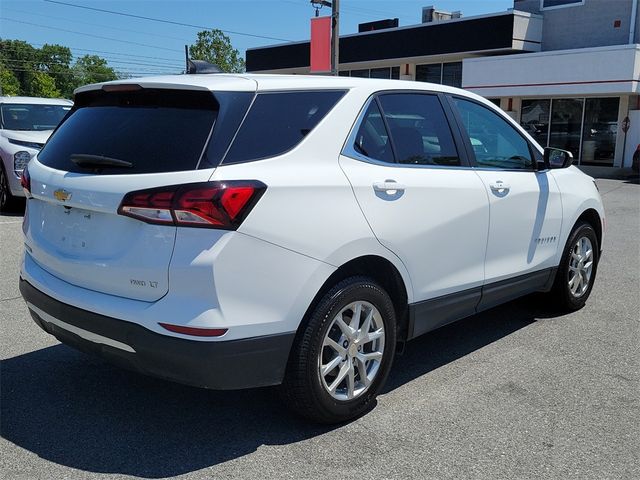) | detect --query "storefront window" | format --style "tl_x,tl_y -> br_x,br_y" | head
416,64 -> 442,84
350,69 -> 370,78
370,67 -> 391,79
521,99 -> 551,148
581,98 -> 619,166
442,62 -> 462,88
549,98 -> 584,159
